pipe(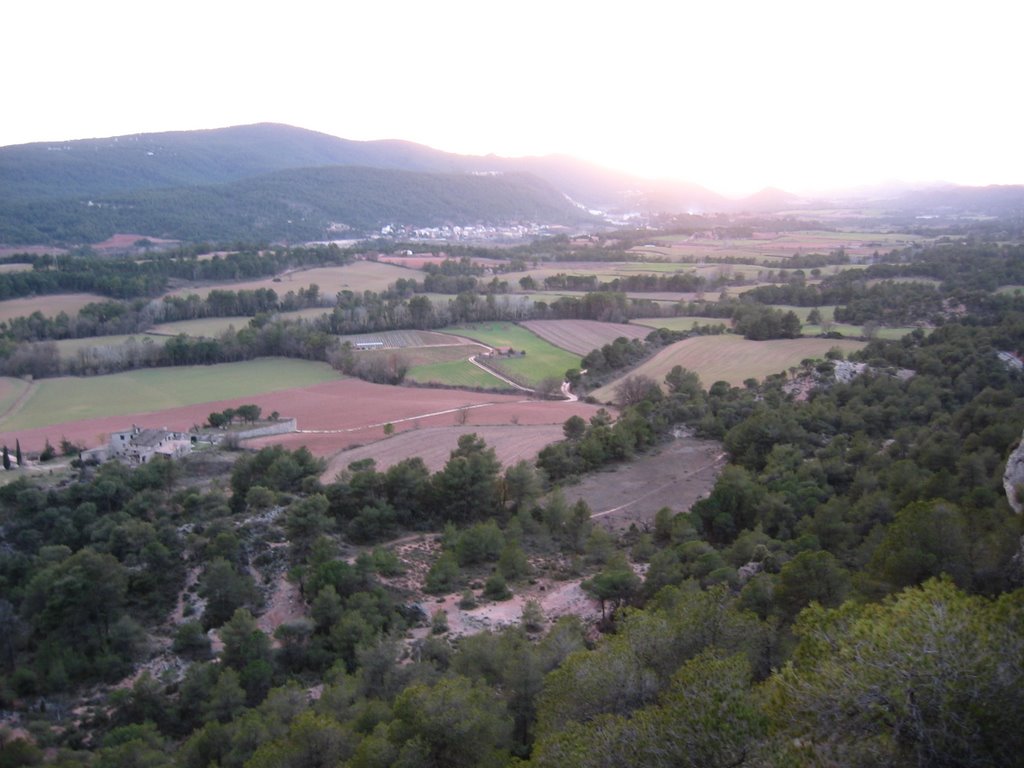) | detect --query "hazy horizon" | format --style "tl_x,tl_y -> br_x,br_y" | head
5,0 -> 1022,197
